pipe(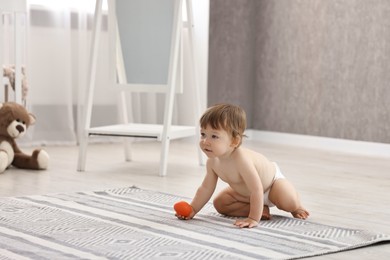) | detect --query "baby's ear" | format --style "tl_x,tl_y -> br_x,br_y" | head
231,135 -> 241,148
